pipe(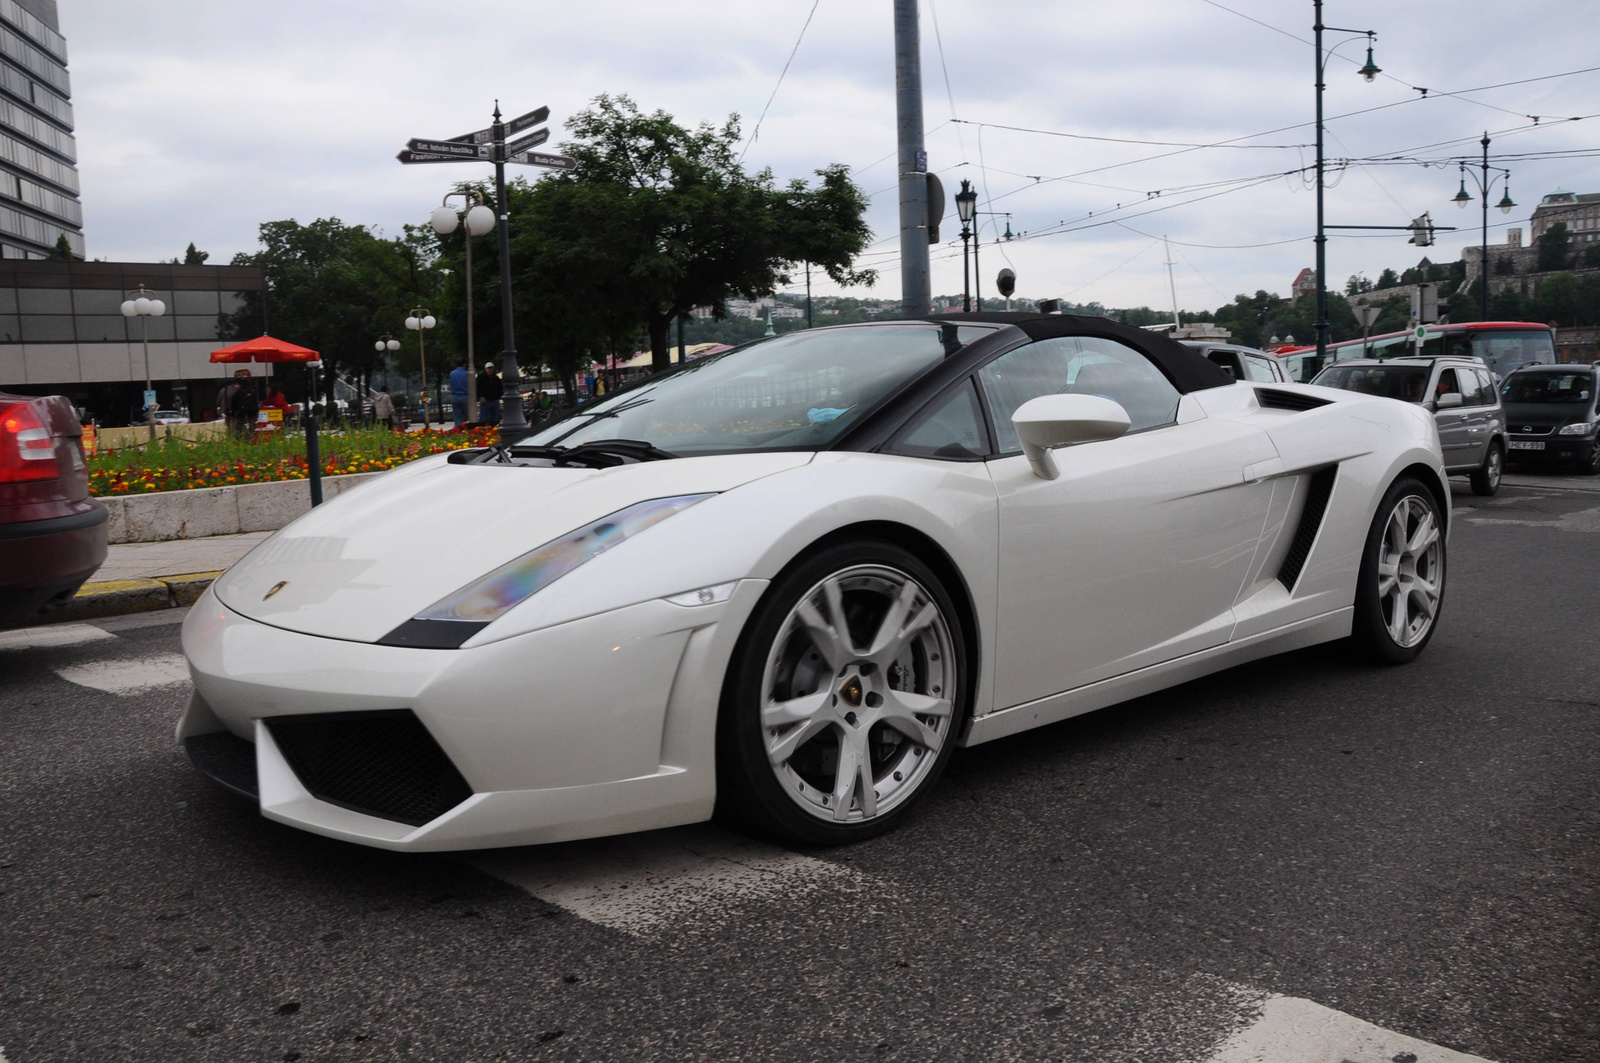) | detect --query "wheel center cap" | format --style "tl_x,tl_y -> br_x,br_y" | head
838,675 -> 864,708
